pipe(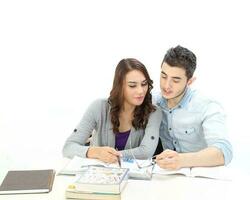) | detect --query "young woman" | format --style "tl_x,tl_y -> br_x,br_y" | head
63,58 -> 162,163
